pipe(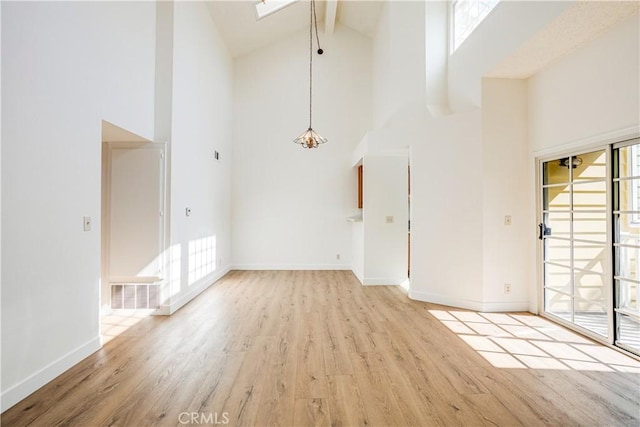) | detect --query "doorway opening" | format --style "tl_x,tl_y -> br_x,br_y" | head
101,121 -> 166,322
